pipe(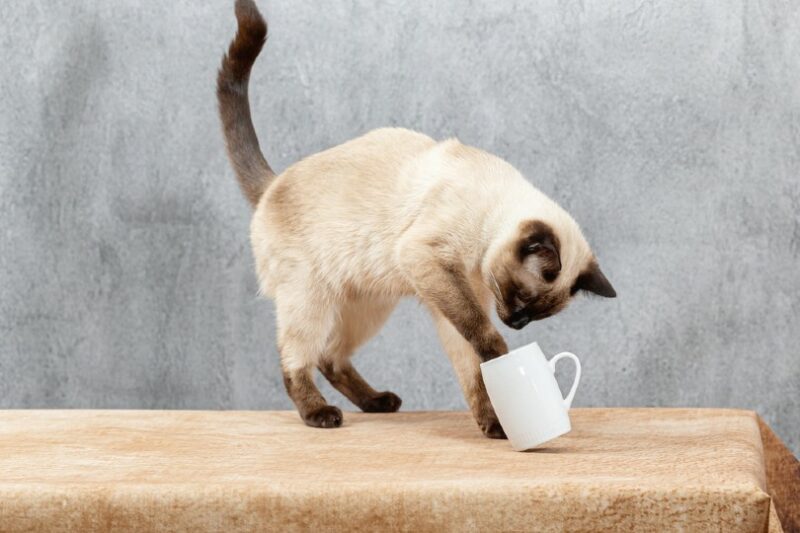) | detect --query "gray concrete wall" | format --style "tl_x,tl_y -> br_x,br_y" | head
1,1 -> 798,453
